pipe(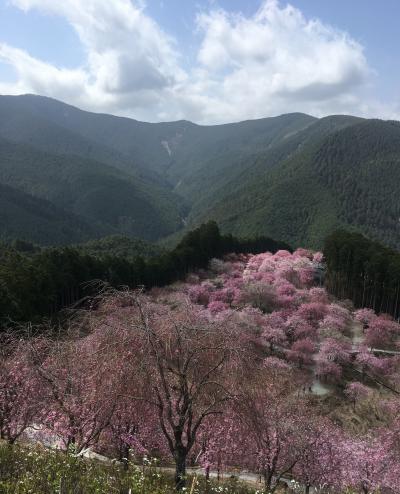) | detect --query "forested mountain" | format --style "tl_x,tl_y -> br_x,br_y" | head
0,94 -> 399,249
195,118 -> 400,249
0,95 -> 315,181
0,135 -> 185,242
0,182 -> 101,245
